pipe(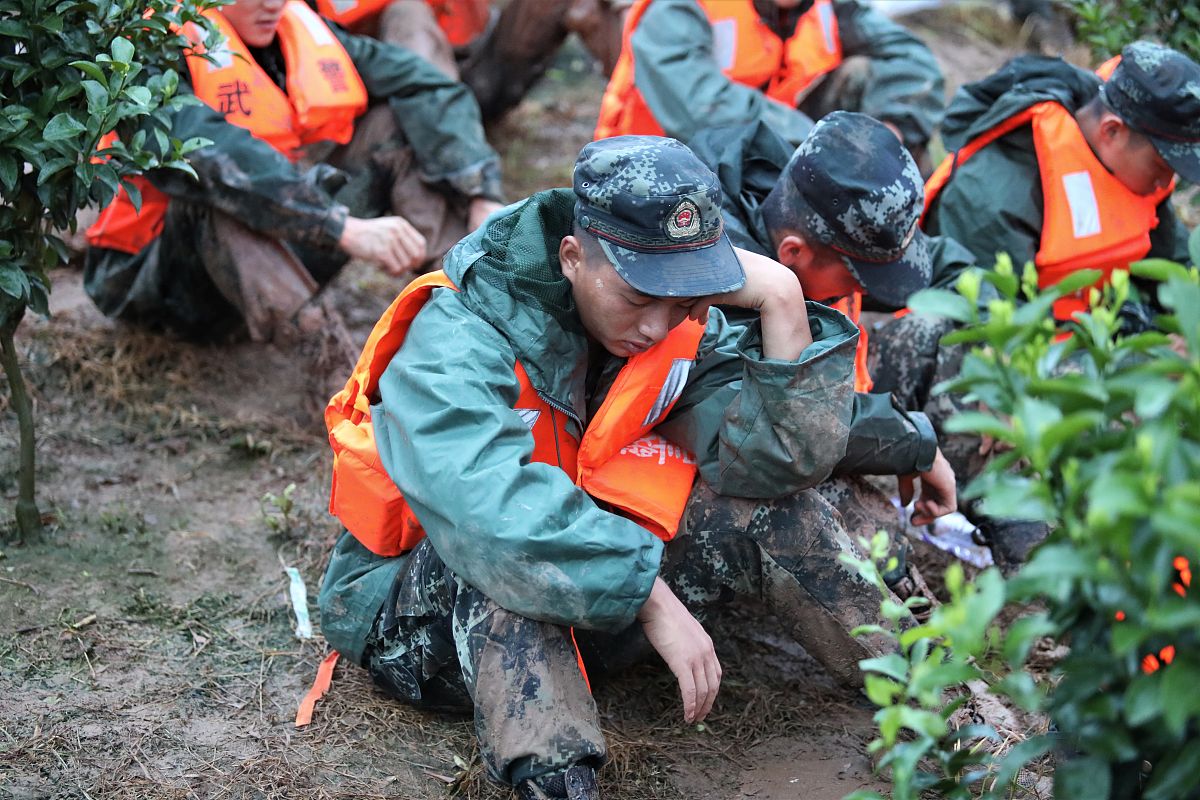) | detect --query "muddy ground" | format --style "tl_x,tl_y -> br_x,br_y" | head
2,8 -> 1037,799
